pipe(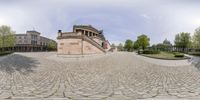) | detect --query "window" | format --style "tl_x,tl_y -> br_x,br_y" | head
18,40 -> 22,43
31,41 -> 34,44
31,35 -> 38,40
60,43 -> 64,45
31,40 -> 37,45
